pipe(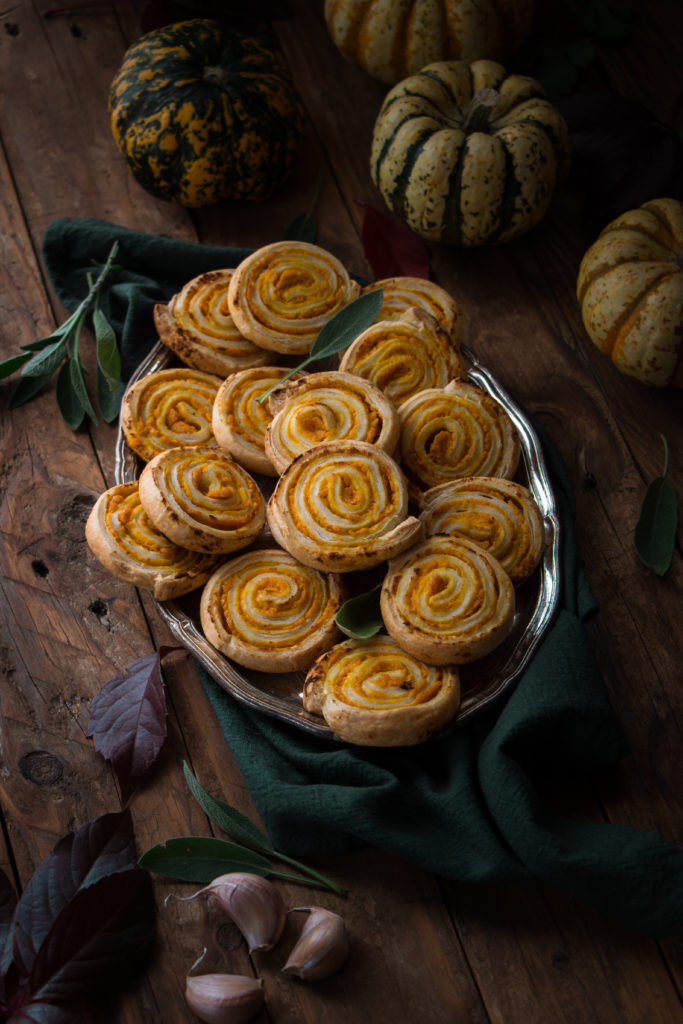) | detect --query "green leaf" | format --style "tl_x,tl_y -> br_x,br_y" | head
257,288 -> 383,404
573,0 -> 635,42
93,306 -> 122,390
68,355 -> 98,425
20,325 -> 73,352
511,38 -> 596,97
97,367 -> 124,423
56,361 -> 86,430
138,837 -> 274,883
336,584 -> 385,639
183,762 -> 272,855
21,337 -> 68,378
0,352 -> 31,379
9,371 -> 52,408
282,211 -> 317,244
634,437 -> 678,576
